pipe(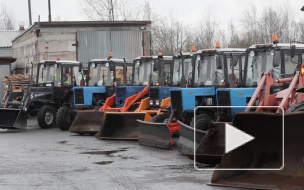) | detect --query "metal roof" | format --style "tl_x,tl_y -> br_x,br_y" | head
249,43 -> 304,49
90,58 -> 133,63
0,30 -> 21,47
134,56 -> 172,60
40,60 -> 80,64
13,21 -> 152,42
195,48 -> 246,55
